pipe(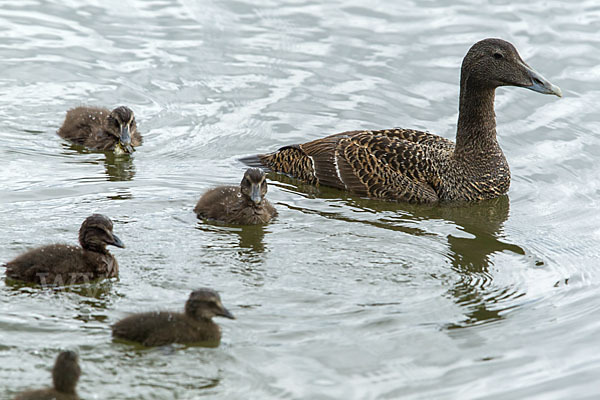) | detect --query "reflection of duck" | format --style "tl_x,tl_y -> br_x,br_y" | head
58,106 -> 142,154
271,180 -> 520,326
112,288 -> 234,347
439,196 -> 521,273
242,39 -> 561,203
236,224 -> 266,253
103,152 -> 136,182
194,168 -> 277,225
60,143 -> 137,182
4,214 -> 124,285
13,351 -> 81,400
